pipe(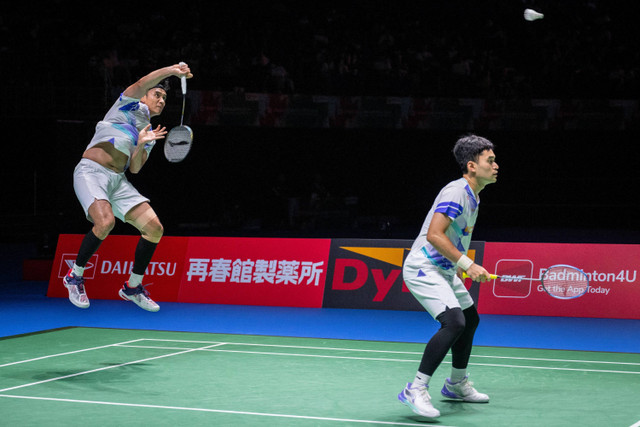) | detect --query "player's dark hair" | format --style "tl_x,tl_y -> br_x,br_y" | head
453,134 -> 495,173
150,78 -> 170,92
